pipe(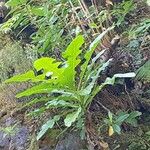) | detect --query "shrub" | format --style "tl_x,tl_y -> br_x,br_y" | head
5,28 -> 135,140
